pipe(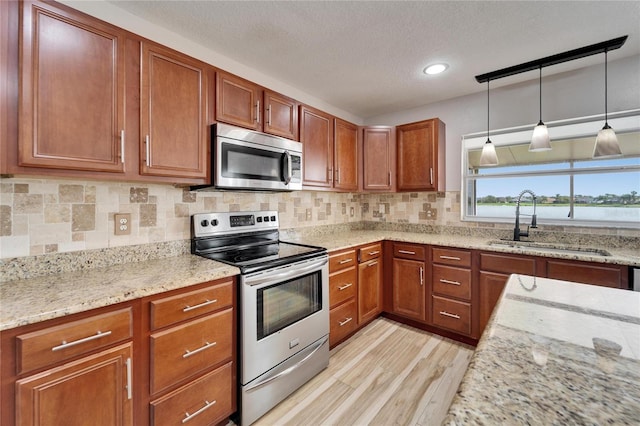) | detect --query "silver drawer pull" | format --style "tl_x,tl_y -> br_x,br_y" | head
439,311 -> 461,319
367,261 -> 378,267
183,299 -> 218,313
398,250 -> 416,255
182,400 -> 216,423
440,255 -> 461,261
339,258 -> 353,264
183,341 -> 216,359
337,283 -> 353,291
368,250 -> 380,256
52,330 -> 112,352
339,317 -> 353,326
440,279 -> 461,286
